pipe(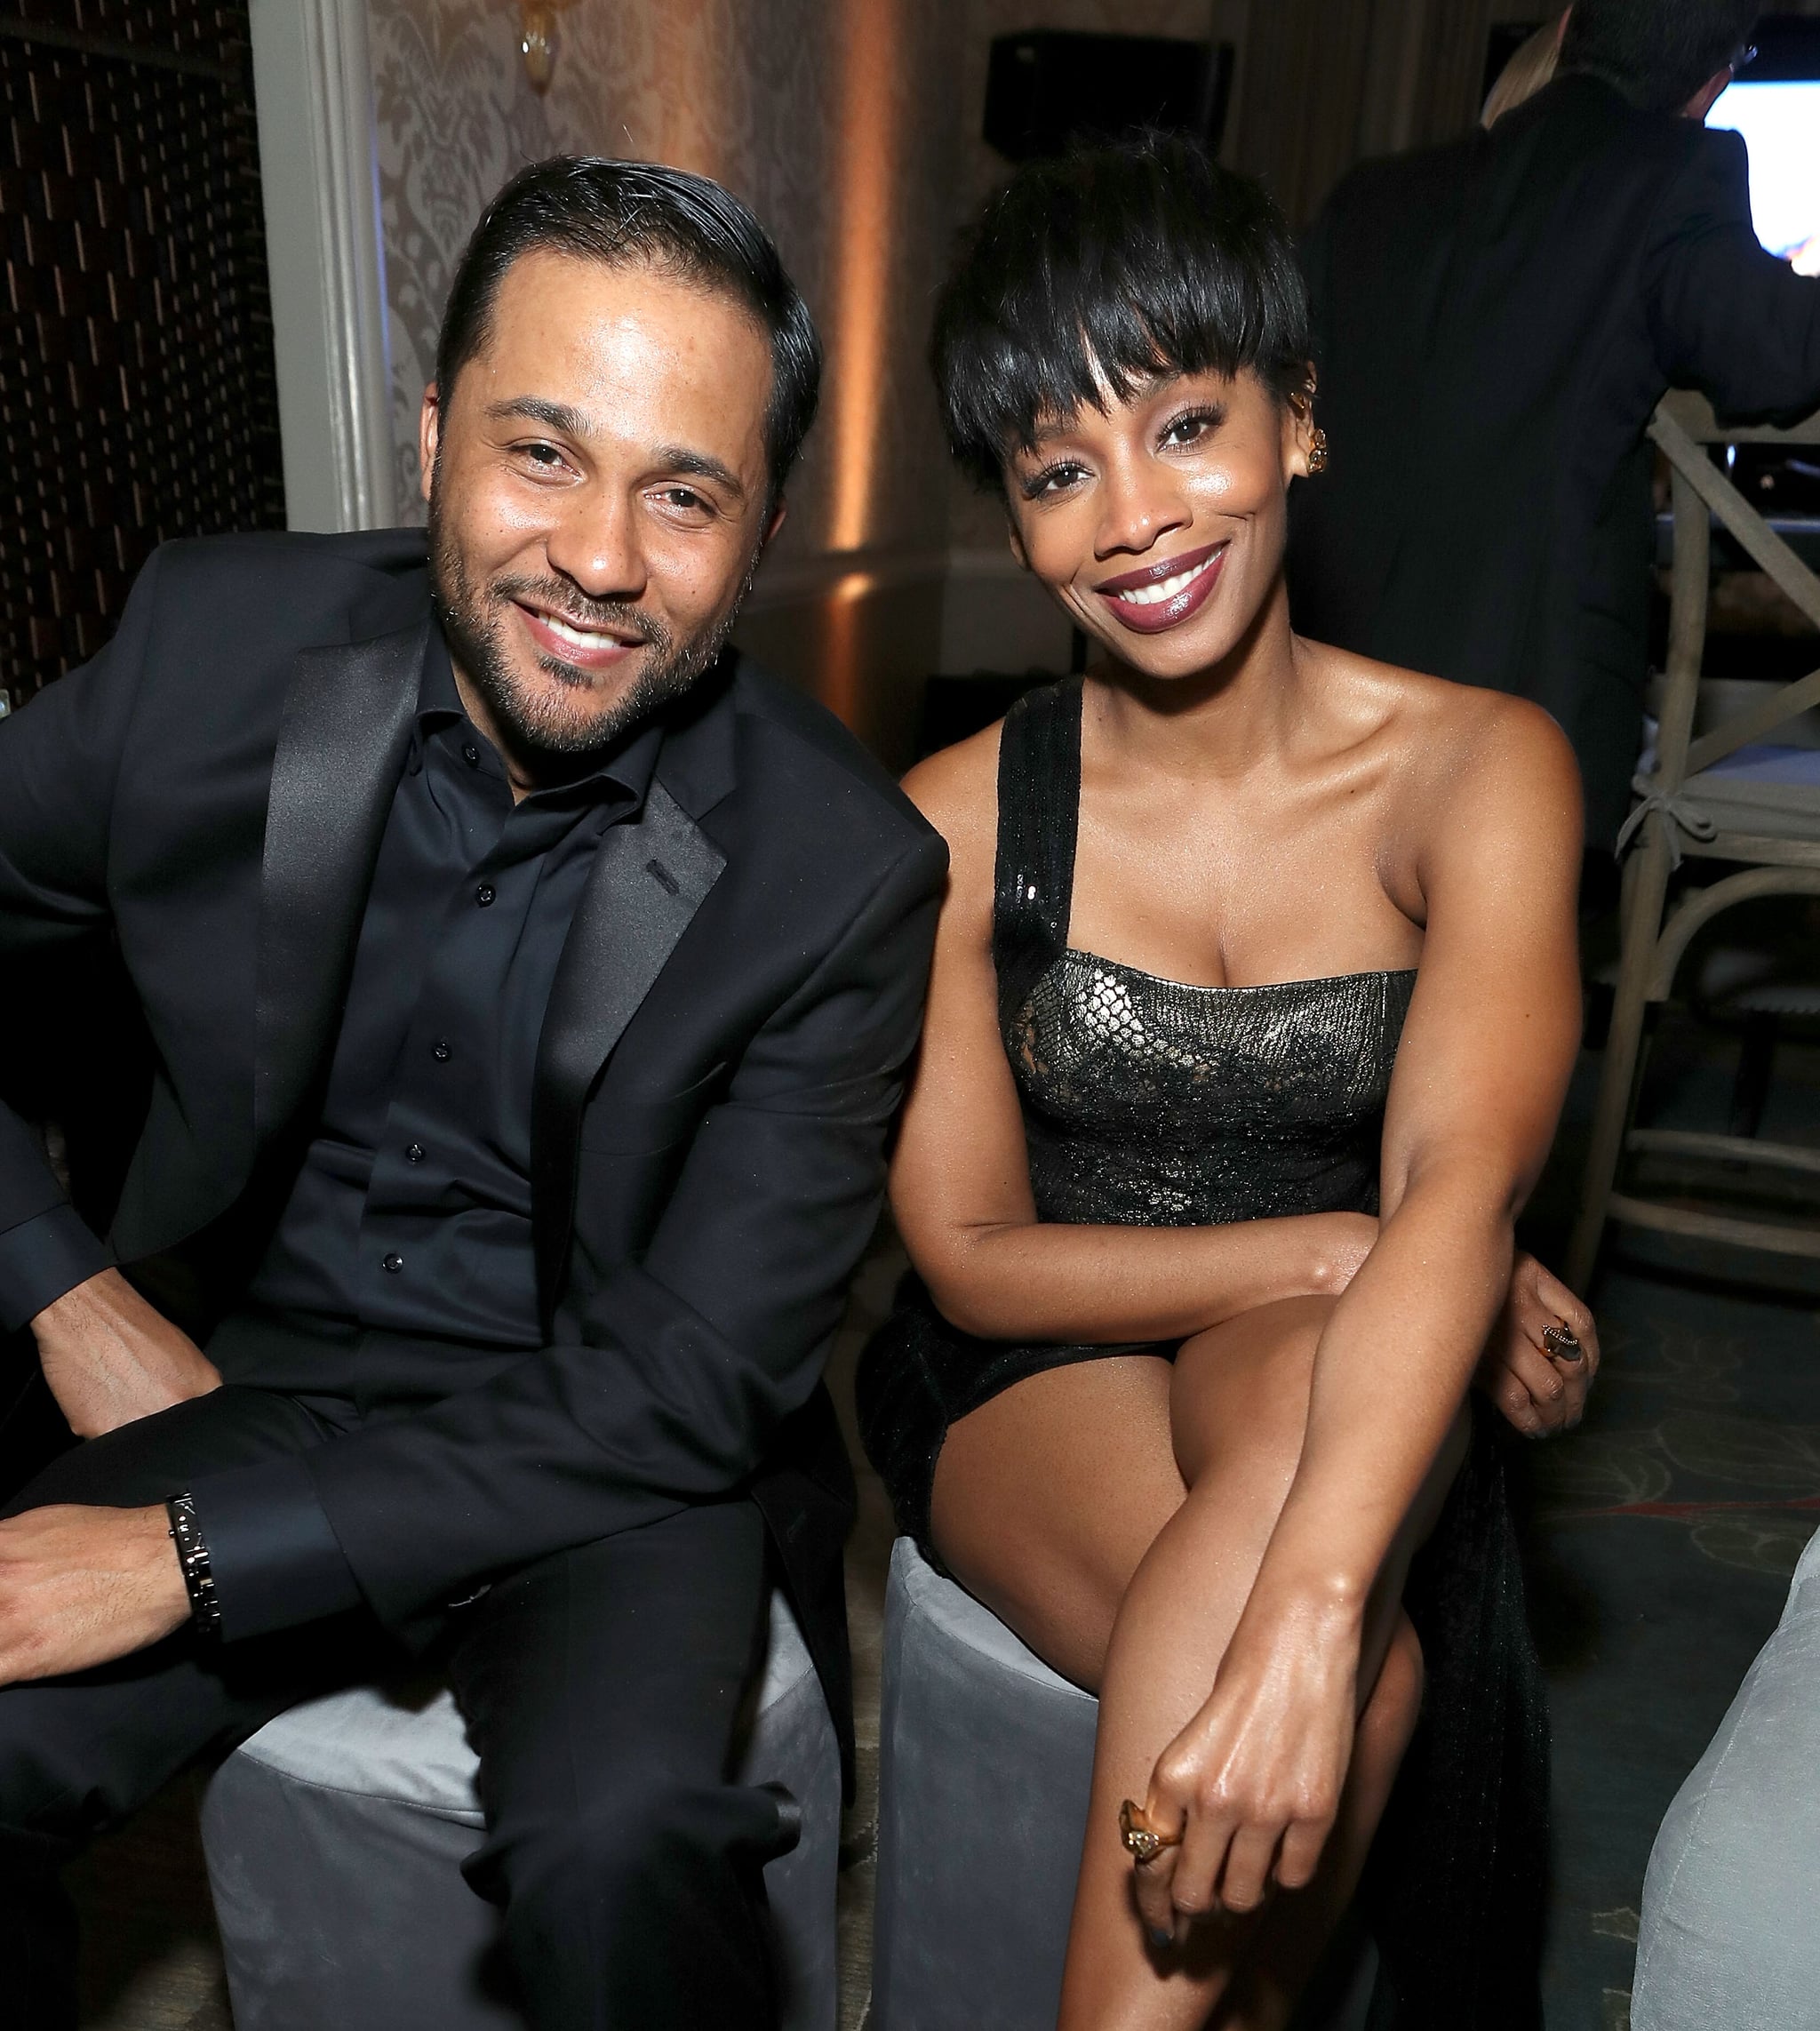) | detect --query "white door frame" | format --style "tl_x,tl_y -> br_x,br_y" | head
249,0 -> 394,531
